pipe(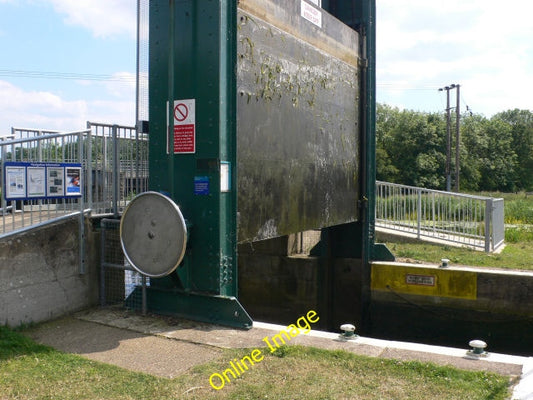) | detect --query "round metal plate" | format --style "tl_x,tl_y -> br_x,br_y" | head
120,191 -> 187,277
